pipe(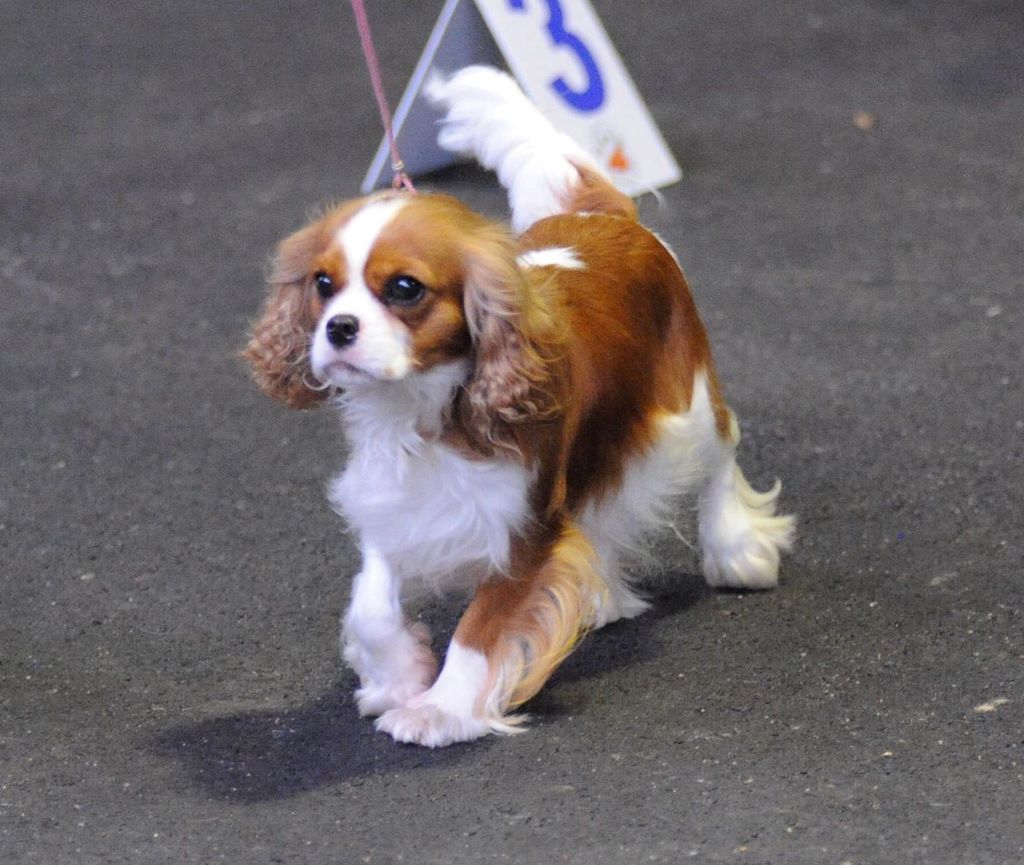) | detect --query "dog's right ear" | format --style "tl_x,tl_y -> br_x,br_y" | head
242,221 -> 330,409
460,221 -> 562,450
